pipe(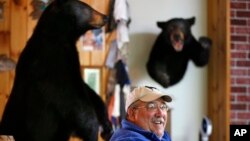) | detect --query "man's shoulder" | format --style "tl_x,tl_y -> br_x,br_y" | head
110,128 -> 150,141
